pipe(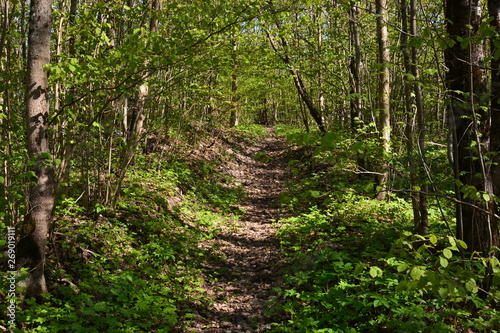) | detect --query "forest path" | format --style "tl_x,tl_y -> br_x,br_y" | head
186,127 -> 289,332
